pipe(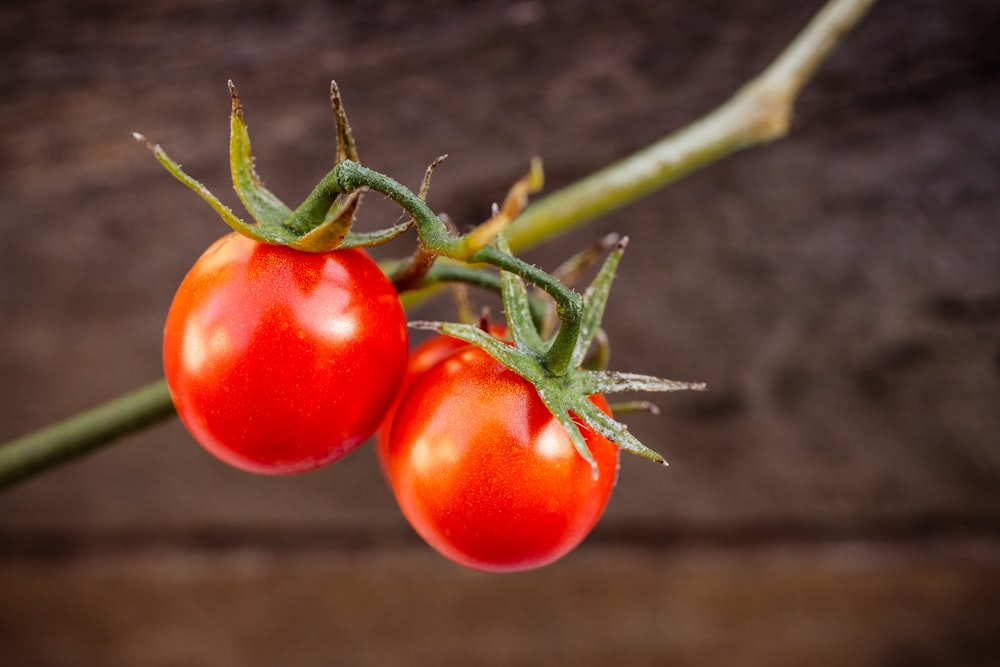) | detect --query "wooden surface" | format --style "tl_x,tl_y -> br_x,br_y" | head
1,0 -> 998,664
